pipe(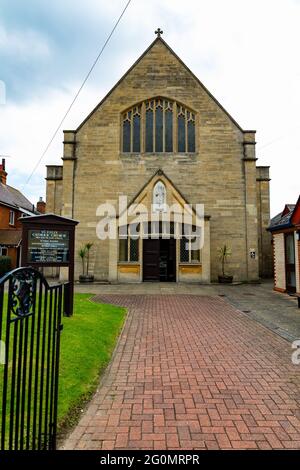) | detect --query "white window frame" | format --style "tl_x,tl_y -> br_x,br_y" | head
9,210 -> 15,226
